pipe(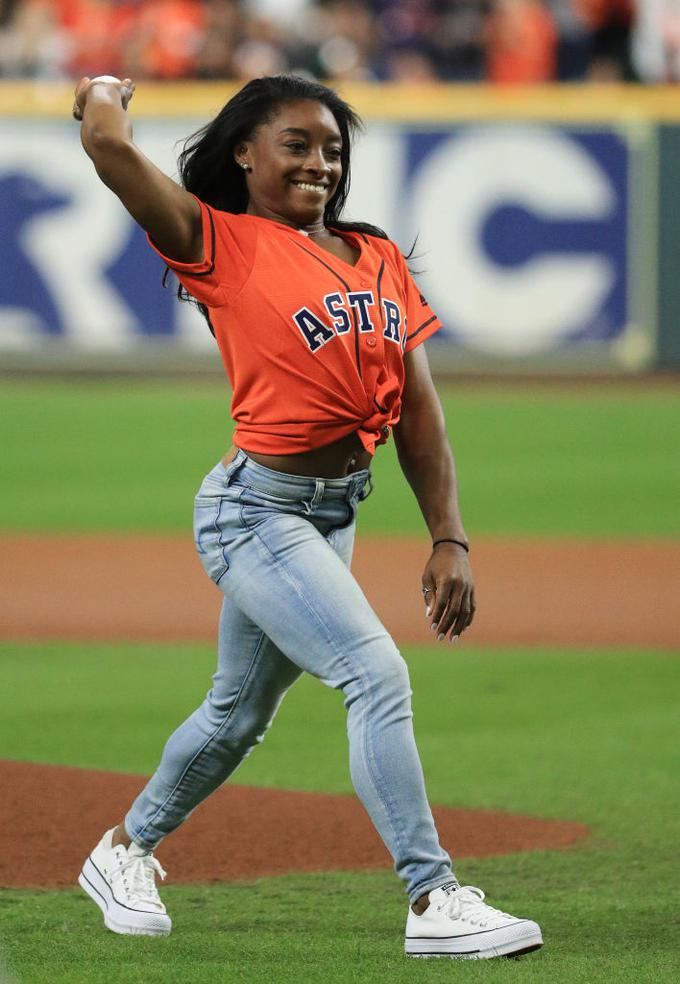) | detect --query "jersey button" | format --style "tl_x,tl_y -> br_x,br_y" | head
360,280 -> 370,288
366,336 -> 377,347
